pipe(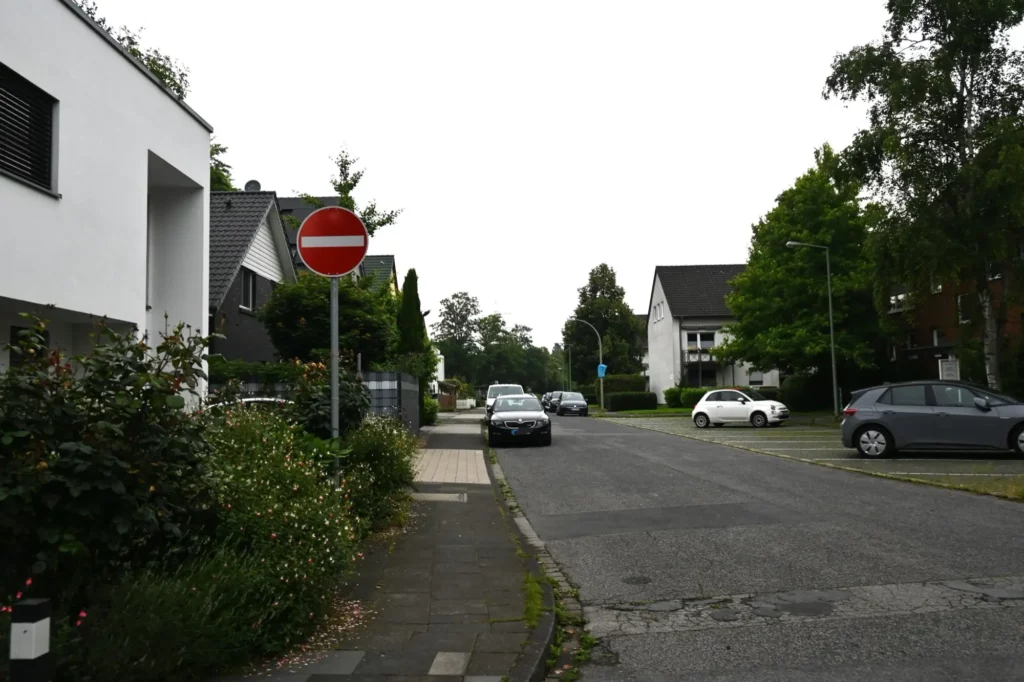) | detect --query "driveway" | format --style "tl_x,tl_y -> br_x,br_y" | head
493,415 -> 1024,681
